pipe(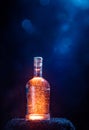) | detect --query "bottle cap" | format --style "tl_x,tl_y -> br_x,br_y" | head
34,57 -> 43,67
